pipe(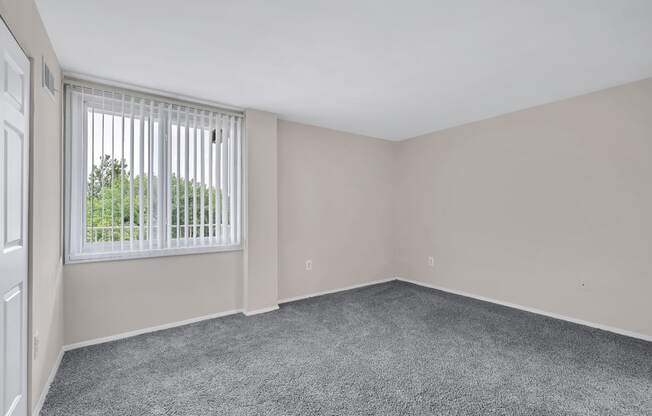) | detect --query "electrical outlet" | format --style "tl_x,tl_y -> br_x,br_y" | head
33,333 -> 39,360
305,259 -> 313,271
428,256 -> 435,267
